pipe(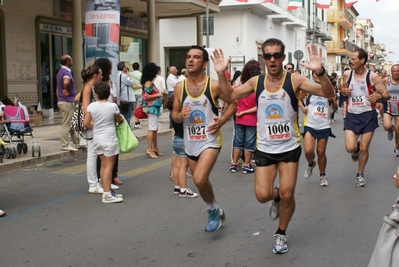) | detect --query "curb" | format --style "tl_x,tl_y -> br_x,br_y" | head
0,129 -> 172,174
